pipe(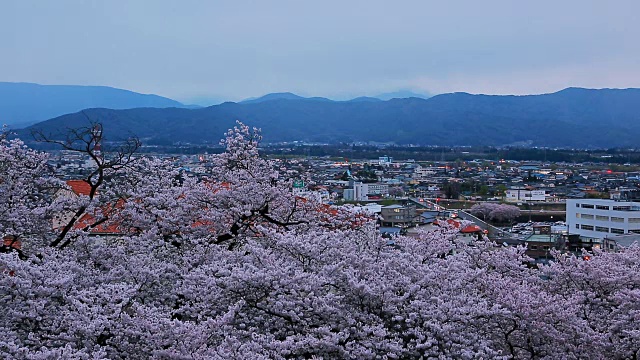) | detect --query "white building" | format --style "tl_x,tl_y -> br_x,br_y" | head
378,156 -> 393,166
413,165 -> 437,180
566,199 -> 640,239
343,189 -> 355,201
353,182 -> 369,201
344,182 -> 369,201
505,188 -> 545,202
343,182 -> 390,201
367,183 -> 389,196
354,203 -> 382,214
